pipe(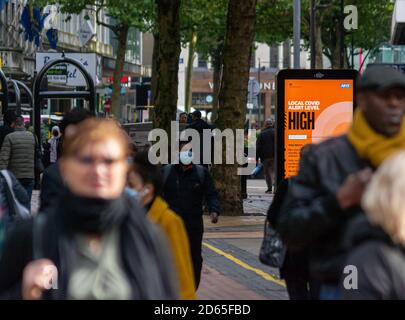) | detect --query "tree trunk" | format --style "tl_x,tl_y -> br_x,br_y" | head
185,30 -> 197,113
315,17 -> 323,68
212,0 -> 257,216
153,0 -> 181,136
330,23 -> 347,69
111,24 -> 129,119
151,33 -> 159,107
211,46 -> 223,123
